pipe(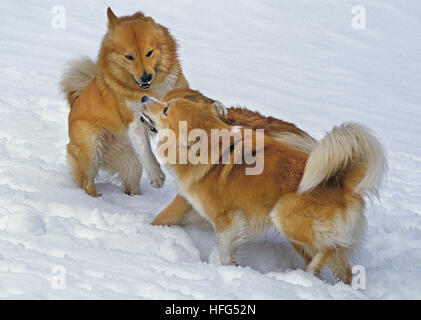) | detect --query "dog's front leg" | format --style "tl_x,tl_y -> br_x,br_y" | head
151,194 -> 192,226
128,119 -> 165,188
213,212 -> 247,266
